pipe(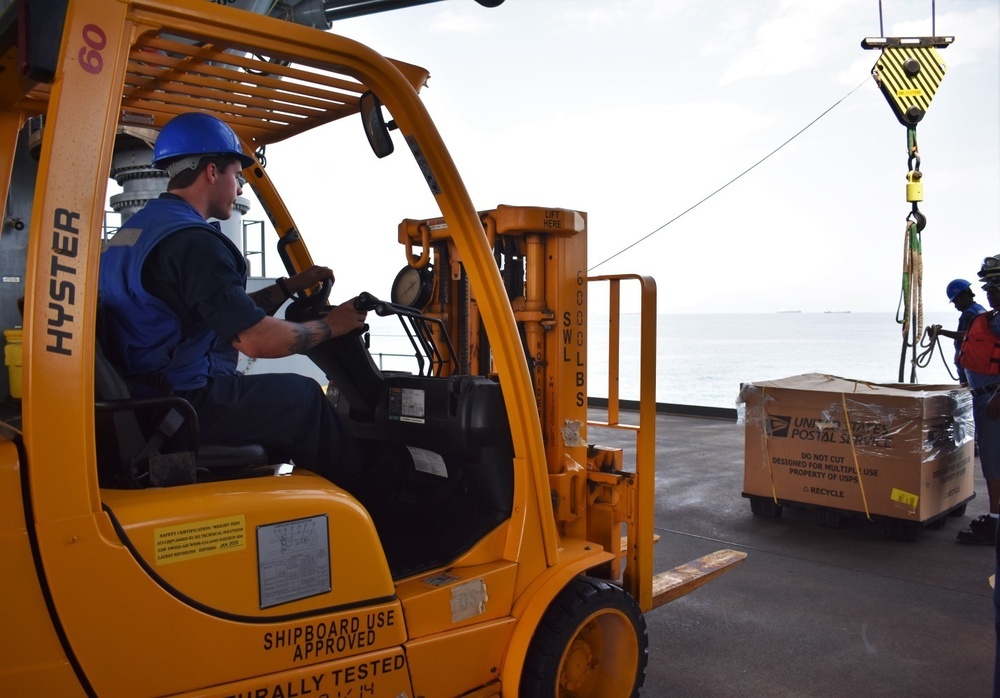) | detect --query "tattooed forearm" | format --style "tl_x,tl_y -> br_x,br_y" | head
288,320 -> 333,354
248,285 -> 288,316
